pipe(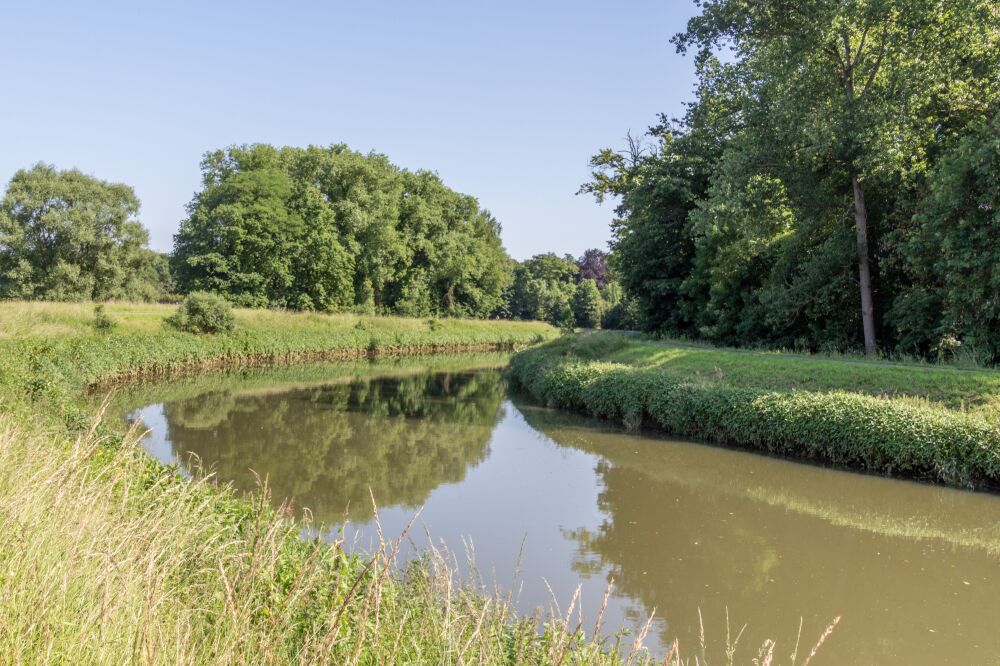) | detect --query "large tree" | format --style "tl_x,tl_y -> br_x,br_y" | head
172,144 -> 512,317
674,0 -> 1000,355
576,248 -> 610,289
507,253 -> 579,325
0,164 -> 167,301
